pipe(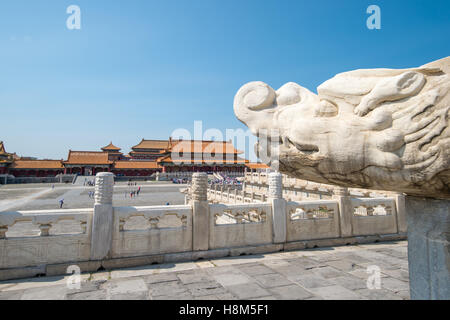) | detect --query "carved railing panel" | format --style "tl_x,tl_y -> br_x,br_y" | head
351,198 -> 395,217
112,205 -> 192,258
245,172 -> 392,200
0,209 -> 92,239
213,206 -> 268,225
350,198 -> 398,236
0,209 -> 92,269
209,203 -> 272,249
286,200 -> 340,241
